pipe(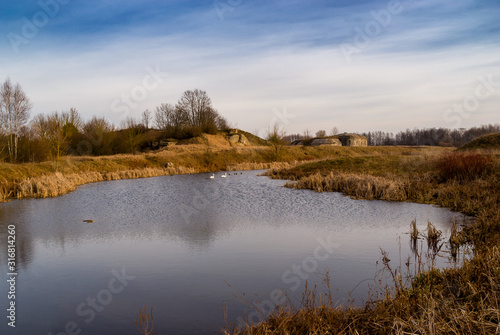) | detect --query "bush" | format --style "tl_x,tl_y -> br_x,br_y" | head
435,151 -> 492,182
